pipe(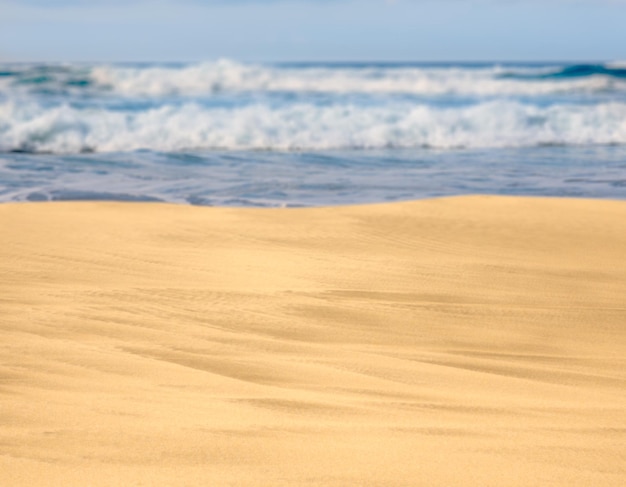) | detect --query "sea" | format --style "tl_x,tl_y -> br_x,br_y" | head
1,60 -> 625,206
